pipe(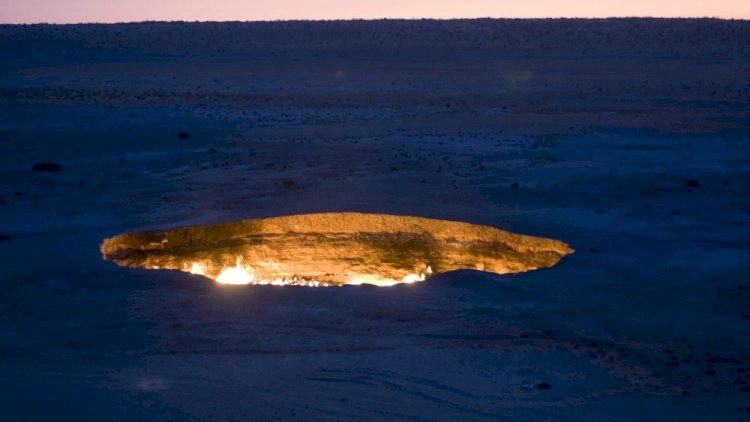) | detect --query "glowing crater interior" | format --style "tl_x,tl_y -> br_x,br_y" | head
100,212 -> 574,287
